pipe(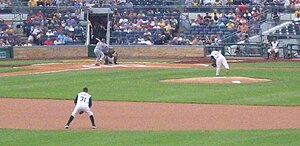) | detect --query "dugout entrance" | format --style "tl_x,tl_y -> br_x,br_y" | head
87,8 -> 113,45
